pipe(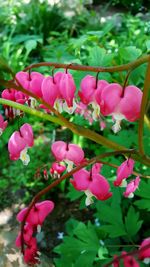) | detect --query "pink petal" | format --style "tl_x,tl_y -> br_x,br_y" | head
59,72 -> 76,107
89,174 -> 112,200
42,76 -> 59,106
20,123 -> 34,147
8,131 -> 26,160
71,169 -> 91,190
114,159 -> 135,187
